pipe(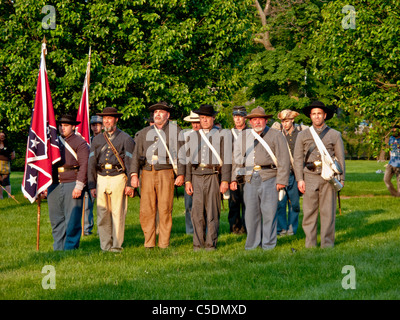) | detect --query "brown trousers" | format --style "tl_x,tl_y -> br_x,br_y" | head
140,168 -> 175,248
302,173 -> 336,248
